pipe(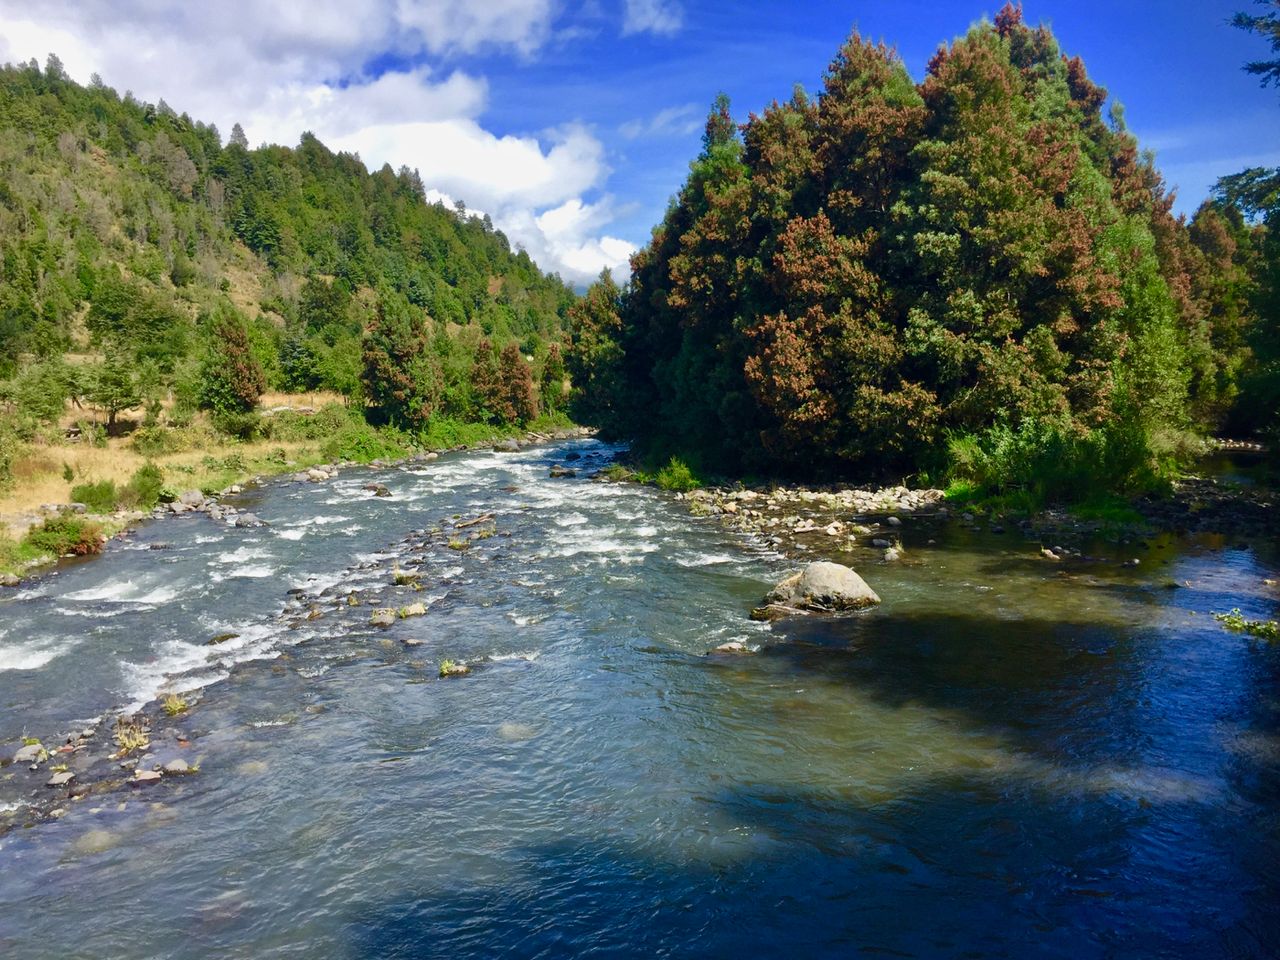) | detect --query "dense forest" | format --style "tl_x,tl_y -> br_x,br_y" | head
0,55 -> 575,456
567,5 -> 1278,499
